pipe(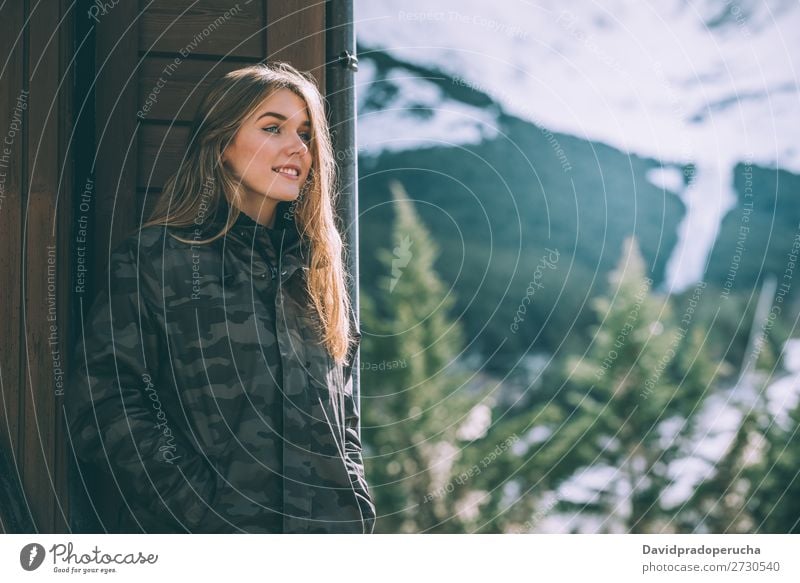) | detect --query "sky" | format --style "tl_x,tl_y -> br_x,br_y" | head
355,0 -> 800,291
